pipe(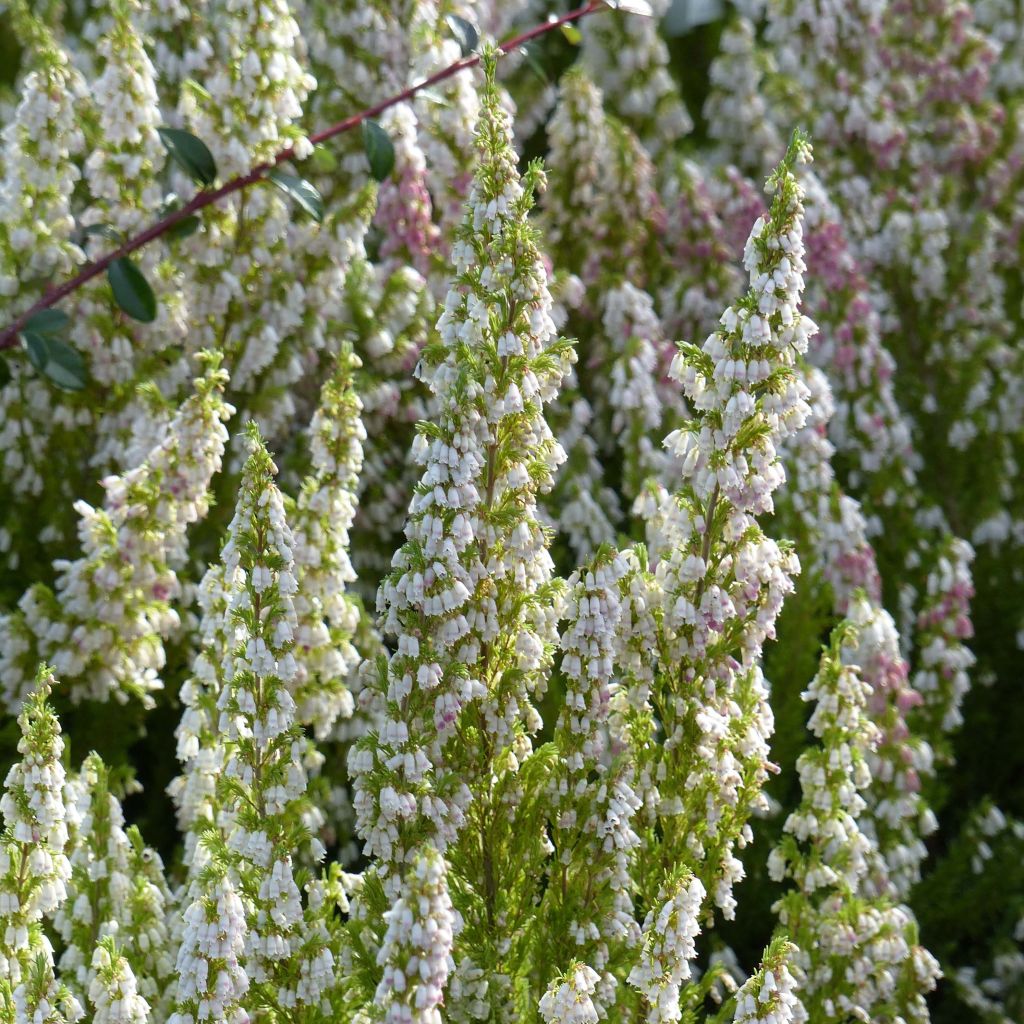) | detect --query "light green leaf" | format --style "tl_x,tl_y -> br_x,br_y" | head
268,170 -> 325,223
560,23 -> 582,45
